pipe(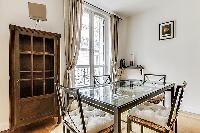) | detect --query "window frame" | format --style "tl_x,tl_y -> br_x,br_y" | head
73,6 -> 110,86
